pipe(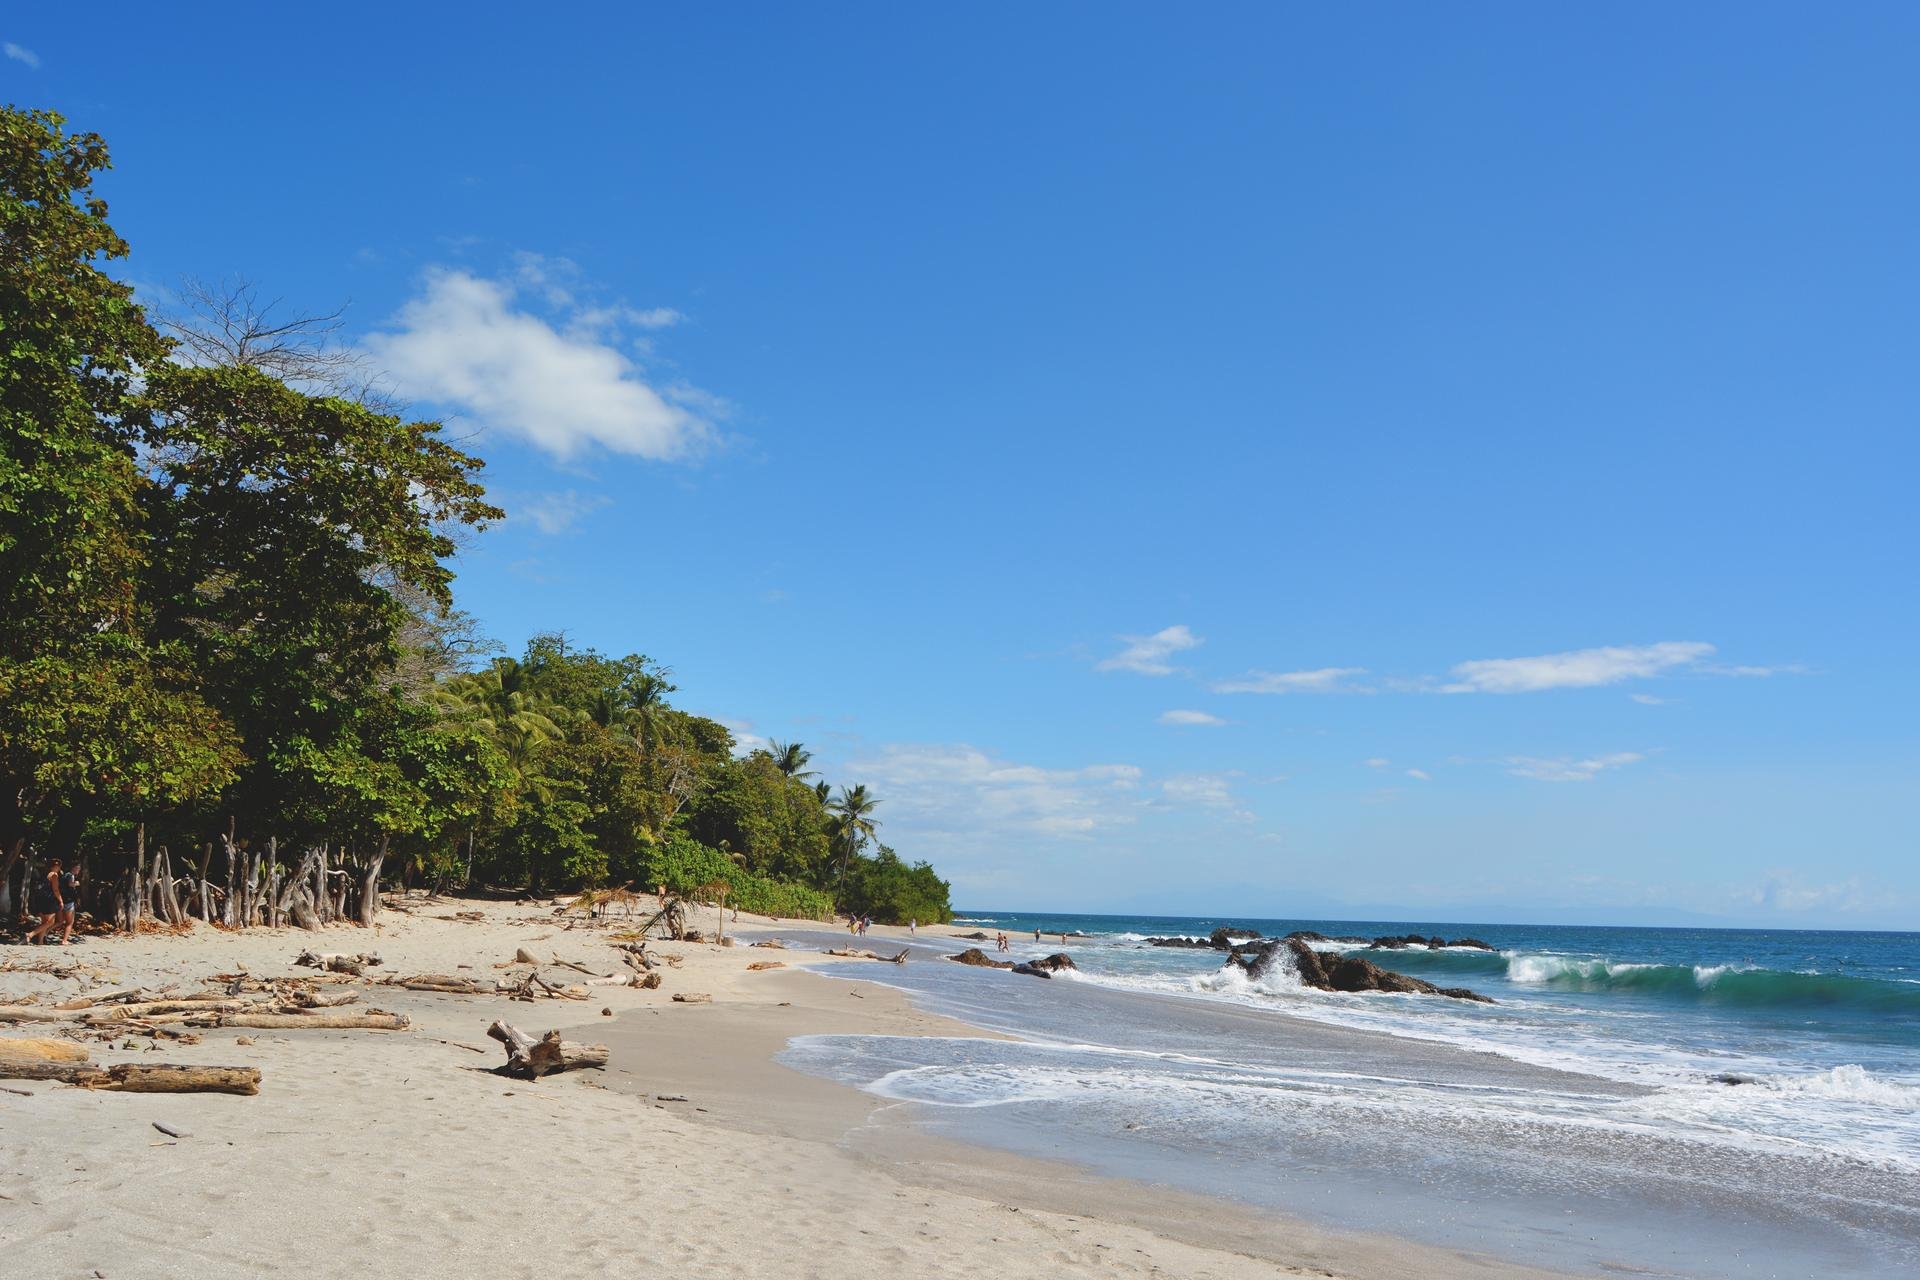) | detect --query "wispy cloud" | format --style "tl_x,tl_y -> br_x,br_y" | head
1213,666 -> 1367,695
1505,751 -> 1645,782
517,489 -> 611,535
1160,772 -> 1254,820
365,264 -> 713,462
1096,625 -> 1201,676
4,43 -> 39,69
1443,642 -> 1713,694
1743,870 -> 1868,915
1365,757 -> 1391,770
849,744 -> 1145,844
1405,768 -> 1431,781
1629,693 -> 1666,706
1157,709 -> 1225,727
